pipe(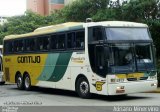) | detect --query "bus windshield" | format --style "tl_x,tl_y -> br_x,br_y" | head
106,28 -> 151,41
108,43 -> 155,73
